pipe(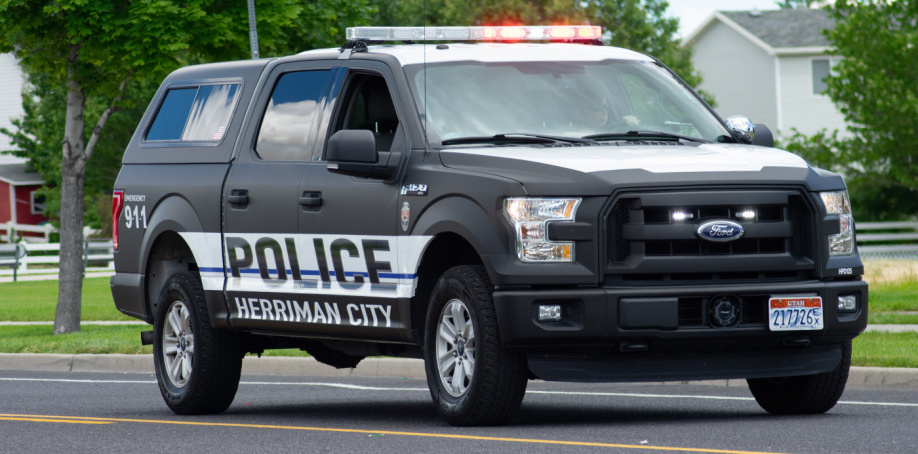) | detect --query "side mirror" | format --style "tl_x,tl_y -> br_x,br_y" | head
326,129 -> 377,163
326,129 -> 400,180
725,115 -> 774,148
